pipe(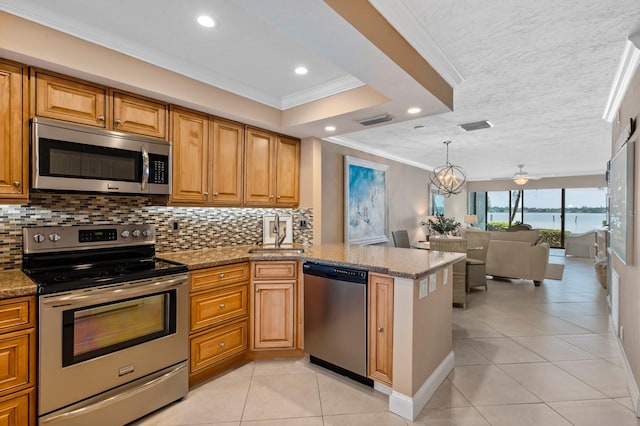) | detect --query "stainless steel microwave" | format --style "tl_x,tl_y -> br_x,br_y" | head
31,117 -> 172,195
